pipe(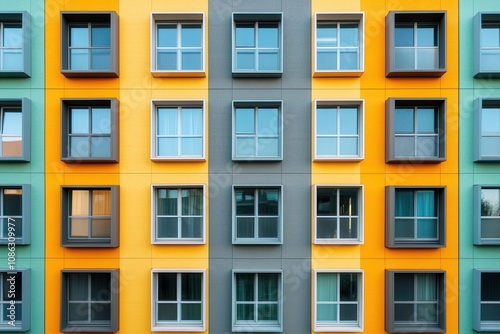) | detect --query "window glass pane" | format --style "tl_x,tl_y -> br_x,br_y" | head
258,304 -> 278,321
158,107 -> 178,136
340,304 -> 358,321
181,304 -> 202,321
481,137 -> 500,156
181,51 -> 202,70
69,137 -> 88,157
71,190 -> 89,216
395,136 -> 414,157
91,48 -> 111,70
237,304 -> 254,321
71,108 -> 89,134
317,107 -> 337,135
258,273 -> 278,301
235,24 -> 254,47
70,49 -> 89,70
69,303 -> 88,321
2,49 -> 23,70
339,24 -> 358,47
258,51 -> 279,70
417,25 -> 437,47
92,302 -> 111,321
481,189 -> 500,217
257,137 -> 278,156
157,217 -> 178,238
1,273 -> 21,301
158,25 -> 177,47
317,137 -> 337,156
317,24 -> 337,47
394,273 -> 414,301
317,188 -> 337,215
181,25 -> 202,47
339,188 -> 358,215
339,107 -> 358,135
417,219 -> 437,238
157,137 -> 177,157
416,191 -> 435,217
395,25 -> 414,47
70,26 -> 88,47
395,108 -> 414,133
236,51 -> 255,70
258,217 -> 278,238
482,24 -> 500,48
481,273 -> 500,302
236,273 -> 254,301
481,218 -> 500,239
257,108 -> 278,136
416,48 -> 438,69
339,273 -> 357,301
339,137 -> 358,156
158,303 -> 177,321
68,273 -> 88,300
91,273 -> 110,301
181,108 -> 202,135
258,23 -> 279,48
2,110 -> 22,135
92,190 -> 111,215
158,273 -> 176,301
235,108 -> 255,133
395,303 -> 414,322
157,51 -> 177,70
3,24 -> 22,48
317,218 -> 337,239
340,217 -> 358,238
481,304 -> 500,321
317,273 -> 337,301
395,190 -> 414,217
157,189 -> 177,215
416,136 -> 437,157
181,138 -> 202,156
236,189 -> 254,215
91,26 -> 110,47
181,189 -> 202,215
395,47 -> 415,69
70,218 -> 89,237
395,219 -> 414,238
236,137 -> 255,156
181,217 -> 202,238
236,217 -> 254,238
339,49 -> 359,70
317,50 -> 337,70
416,273 -> 437,301
90,137 -> 111,158
181,273 -> 202,301
317,304 -> 337,321
259,189 -> 279,215
416,304 -> 438,322
91,108 -> 111,134
91,219 -> 111,237
482,108 -> 500,134
417,108 -> 436,133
